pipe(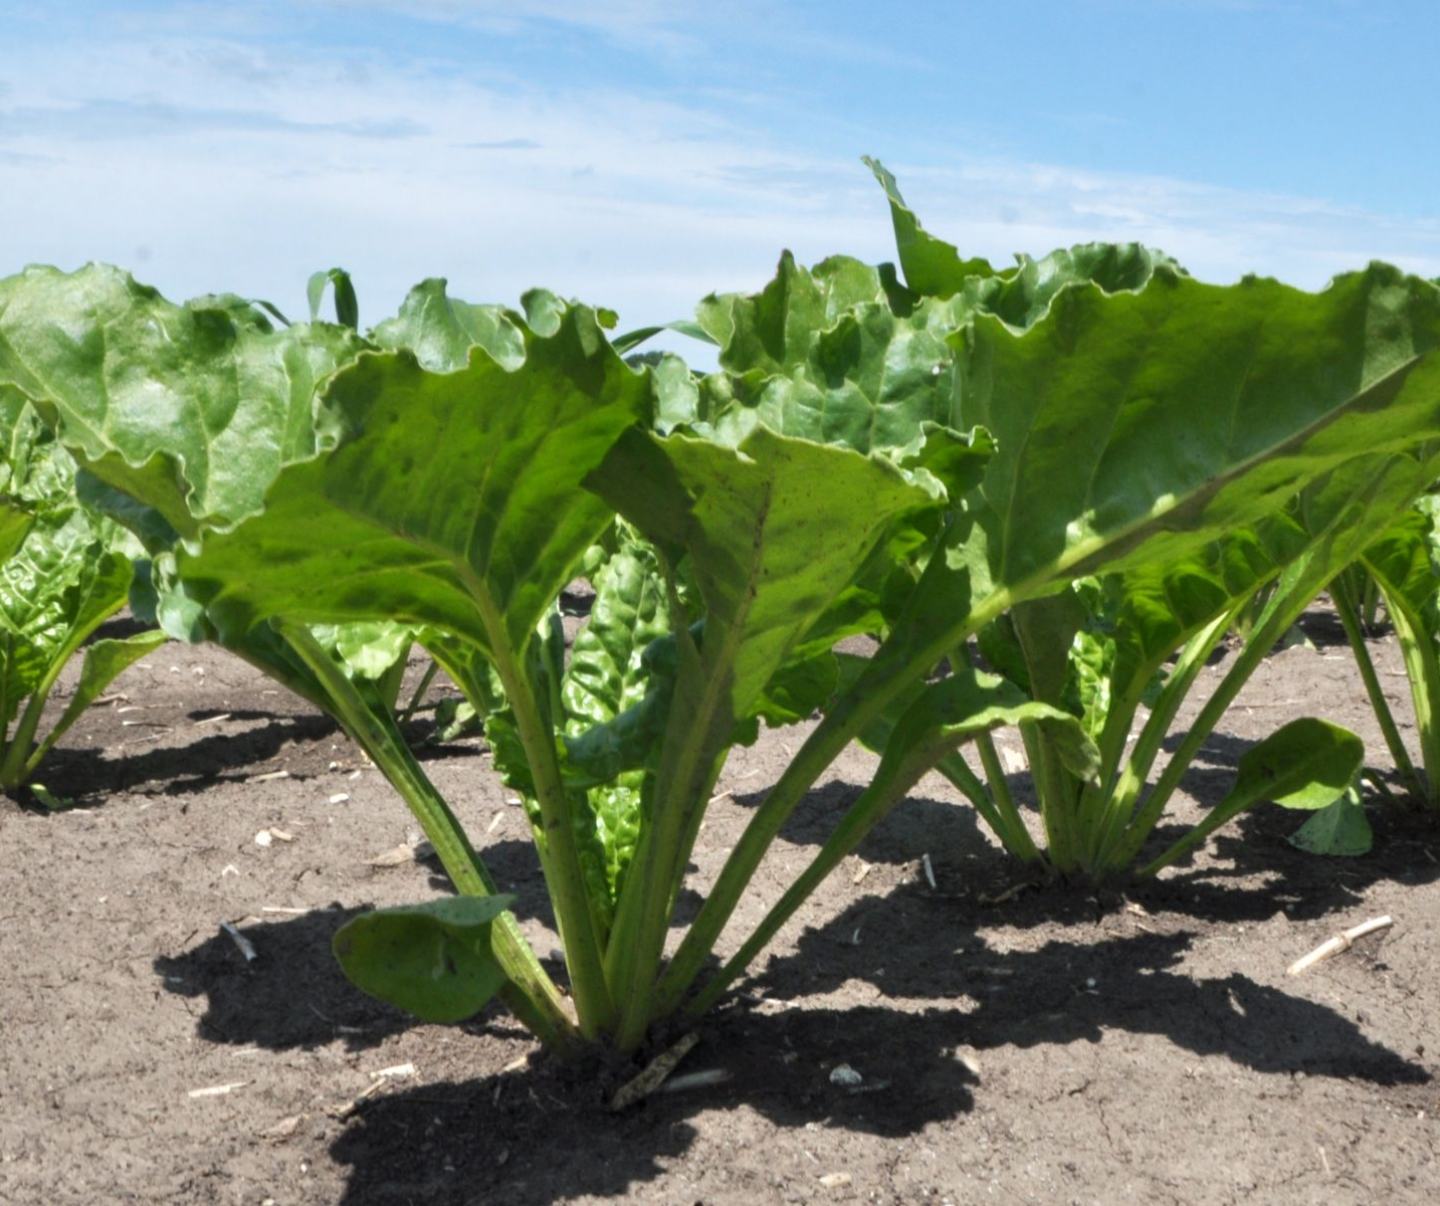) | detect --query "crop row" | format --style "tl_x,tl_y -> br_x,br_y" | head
2,162 -> 1440,1063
